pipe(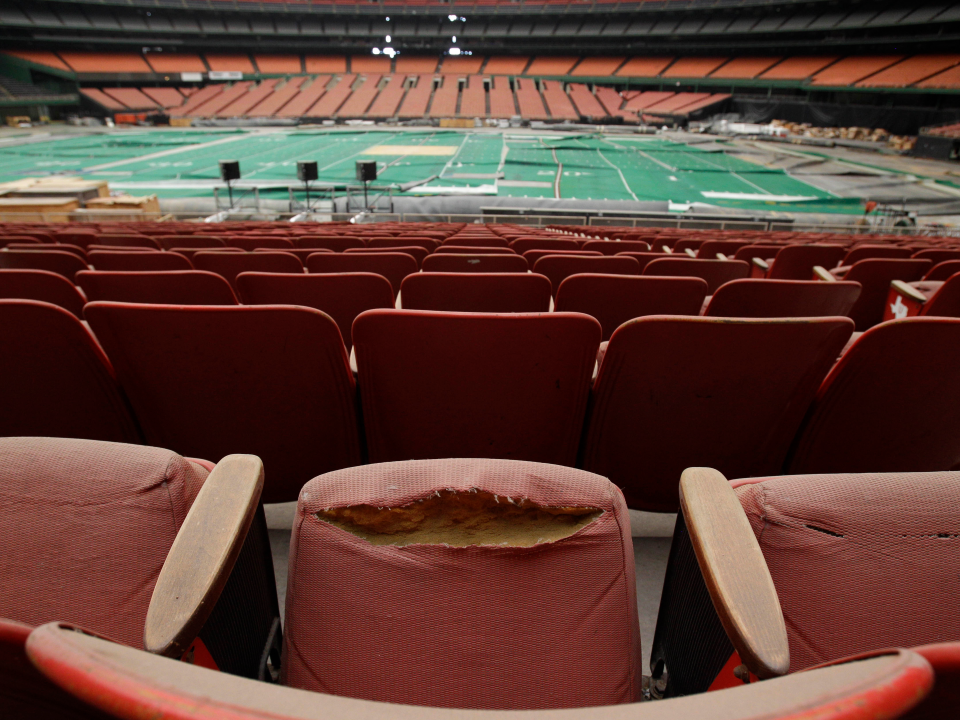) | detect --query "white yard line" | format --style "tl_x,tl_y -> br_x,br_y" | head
83,132 -> 254,171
